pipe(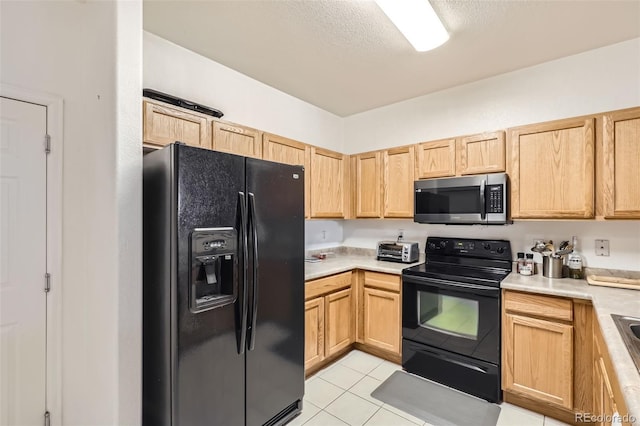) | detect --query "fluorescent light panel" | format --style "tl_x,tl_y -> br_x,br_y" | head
375,0 -> 449,52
